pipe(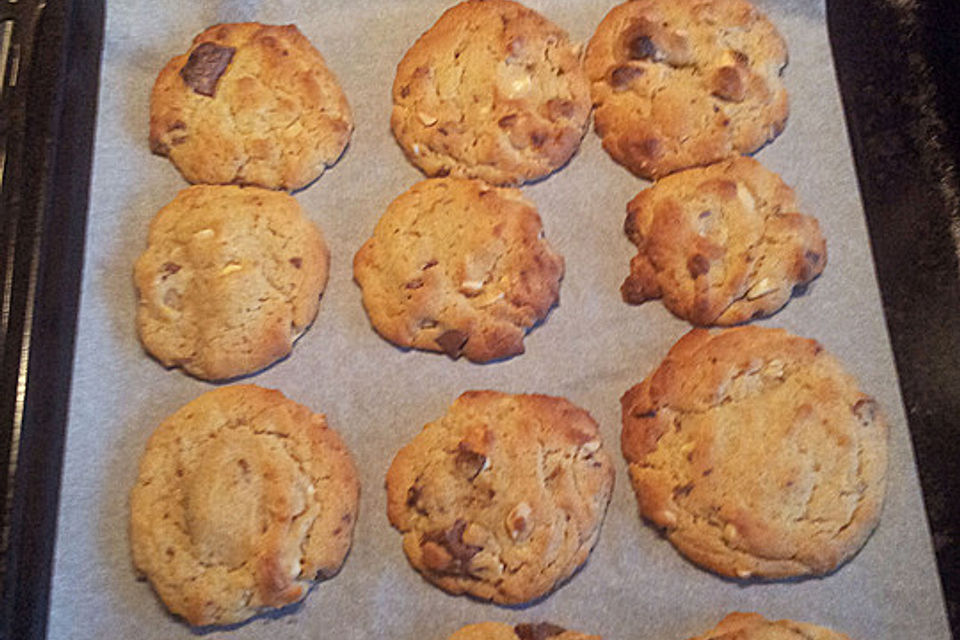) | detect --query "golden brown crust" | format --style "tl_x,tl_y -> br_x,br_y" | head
391,0 -> 591,185
584,0 -> 788,179
621,156 -> 826,325
150,23 -> 352,191
134,186 -> 328,380
620,327 -> 888,579
386,391 -> 614,604
450,622 -> 601,640
353,178 -> 564,363
688,612 -> 853,639
129,385 -> 360,627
